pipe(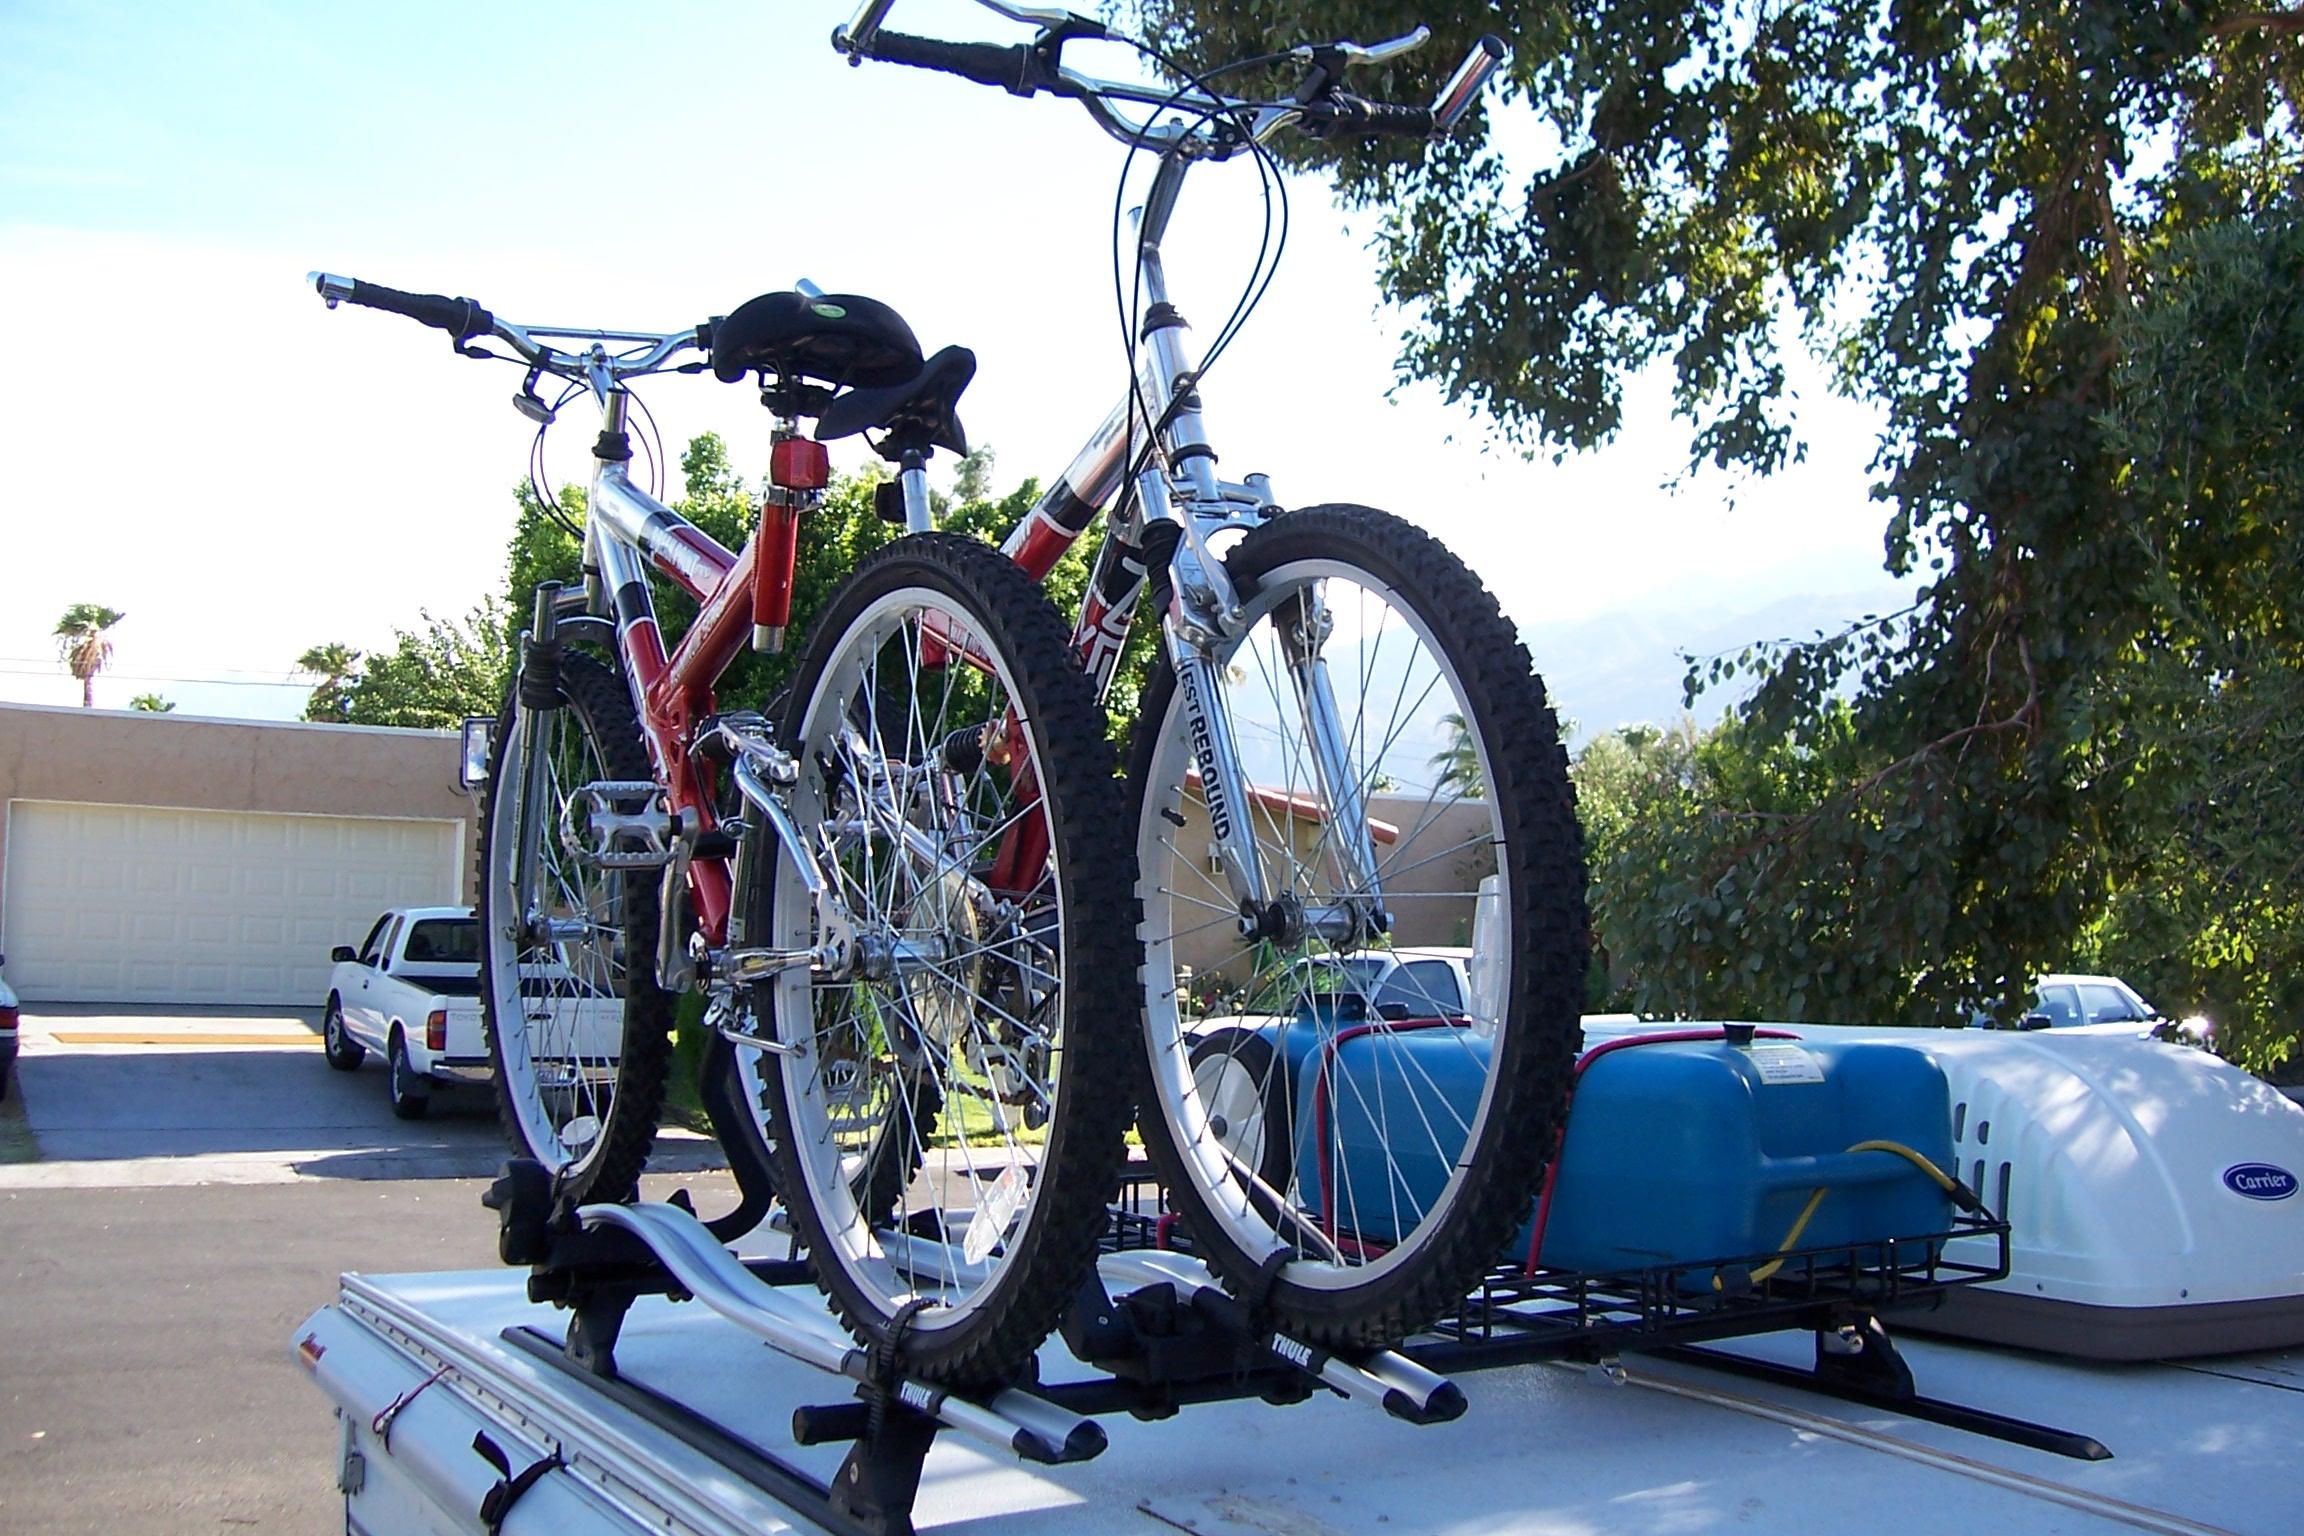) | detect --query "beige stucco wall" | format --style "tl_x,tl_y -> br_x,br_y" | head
0,702 -> 479,927
1162,788 -> 1489,986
